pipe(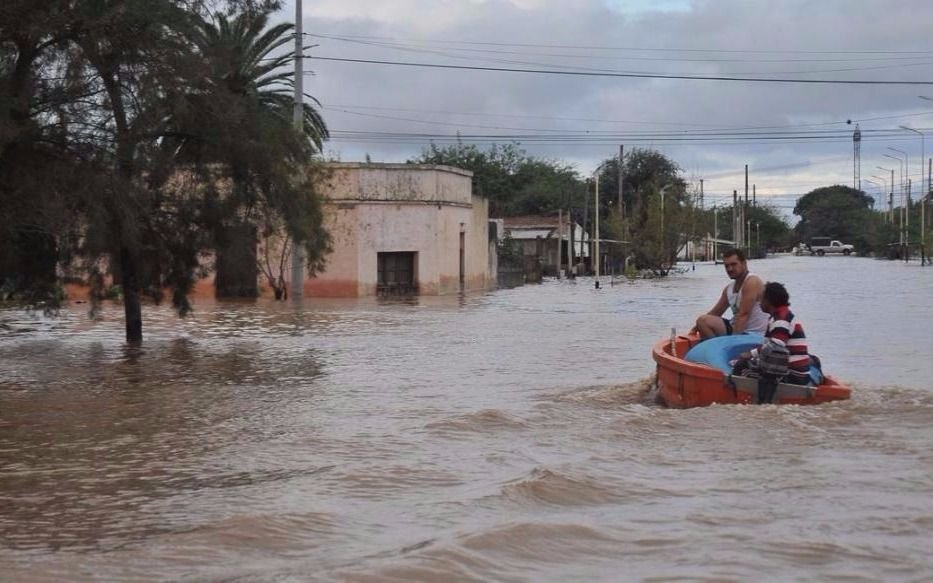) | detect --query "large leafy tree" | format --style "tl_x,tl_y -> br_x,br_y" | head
0,1 -> 332,341
0,1 -> 108,305
597,148 -> 685,222
793,185 -> 875,250
64,0 -> 207,340
506,158 -> 585,216
410,142 -> 527,216
597,149 -> 688,270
